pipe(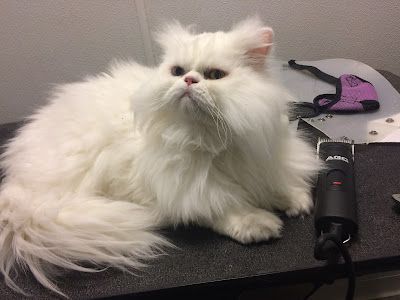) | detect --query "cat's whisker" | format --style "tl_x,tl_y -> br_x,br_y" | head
203,92 -> 232,147
195,91 -> 227,148
206,104 -> 225,146
206,106 -> 225,146
209,105 -> 231,149
216,114 -> 228,148
214,111 -> 228,148
219,111 -> 233,146
207,105 -> 224,144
